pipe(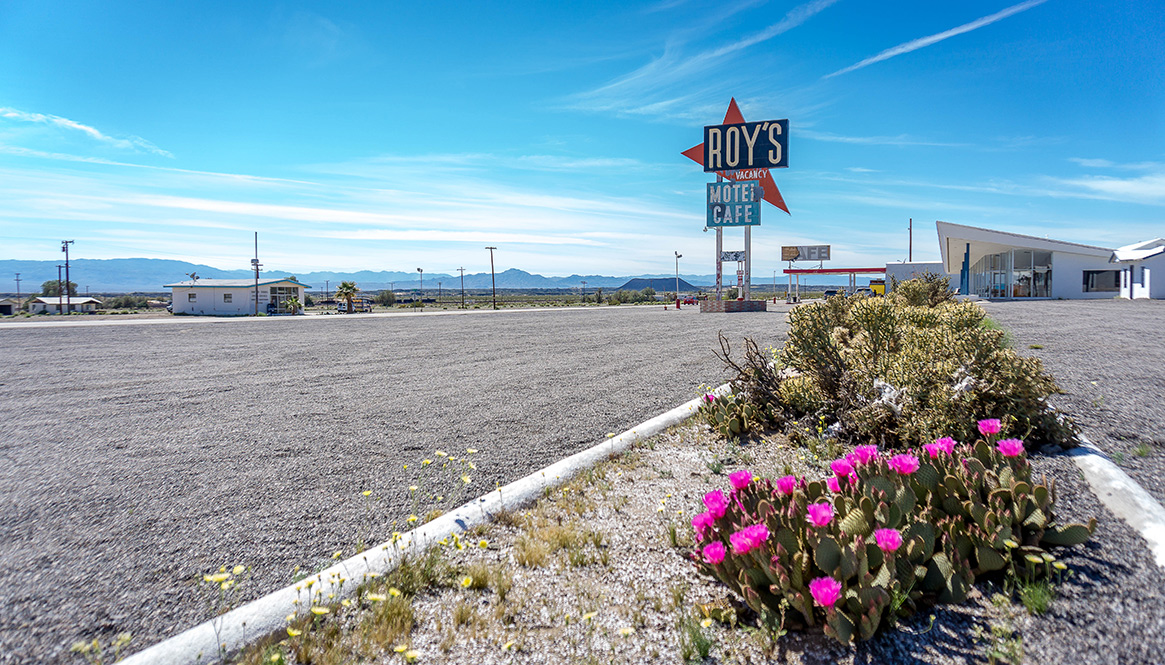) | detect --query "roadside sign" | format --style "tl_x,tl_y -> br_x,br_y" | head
707,180 -> 762,227
782,245 -> 831,261
703,119 -> 788,172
